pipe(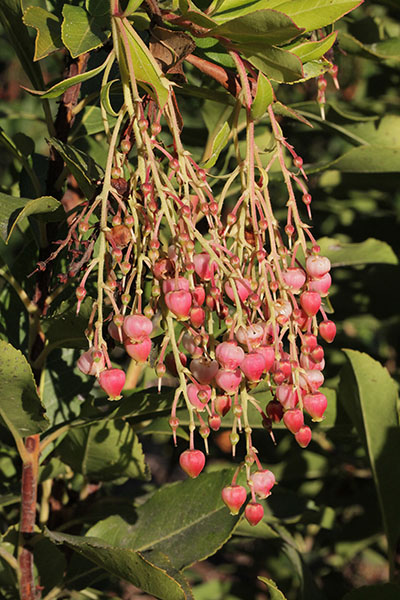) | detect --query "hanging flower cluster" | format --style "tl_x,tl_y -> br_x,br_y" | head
45,13 -> 339,527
